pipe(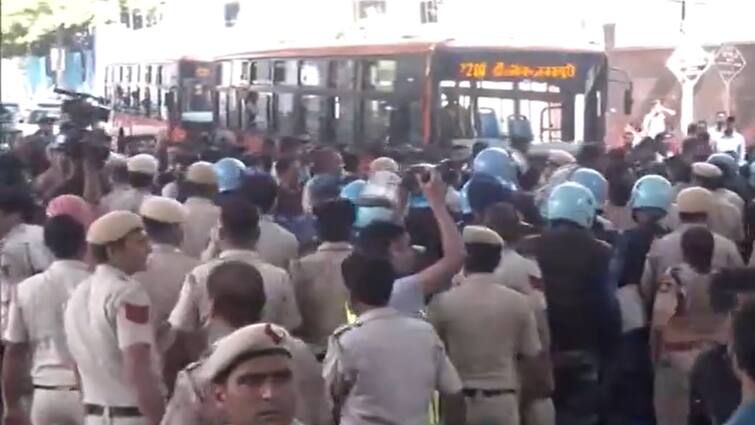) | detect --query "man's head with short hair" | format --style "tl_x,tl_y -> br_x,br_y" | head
732,301 -> 755,386
0,187 -> 34,236
128,172 -> 154,190
342,251 -> 395,309
483,202 -> 521,243
356,221 -> 415,274
309,147 -> 342,176
577,142 -> 607,172
239,173 -> 278,213
44,214 -> 86,260
208,261 -> 266,329
313,199 -> 356,242
681,226 -> 713,275
218,198 -> 260,249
